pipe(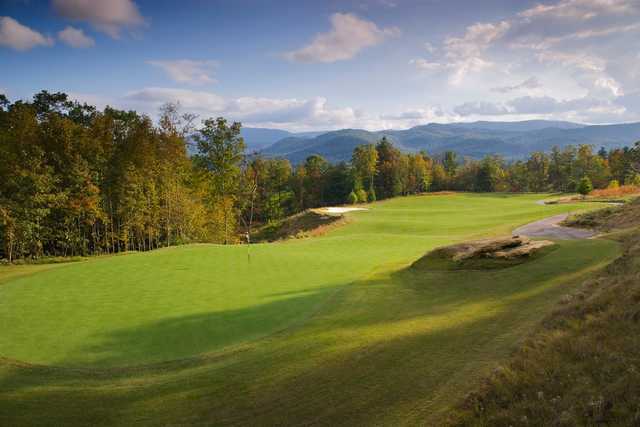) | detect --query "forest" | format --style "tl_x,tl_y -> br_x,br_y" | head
1,91 -> 639,261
